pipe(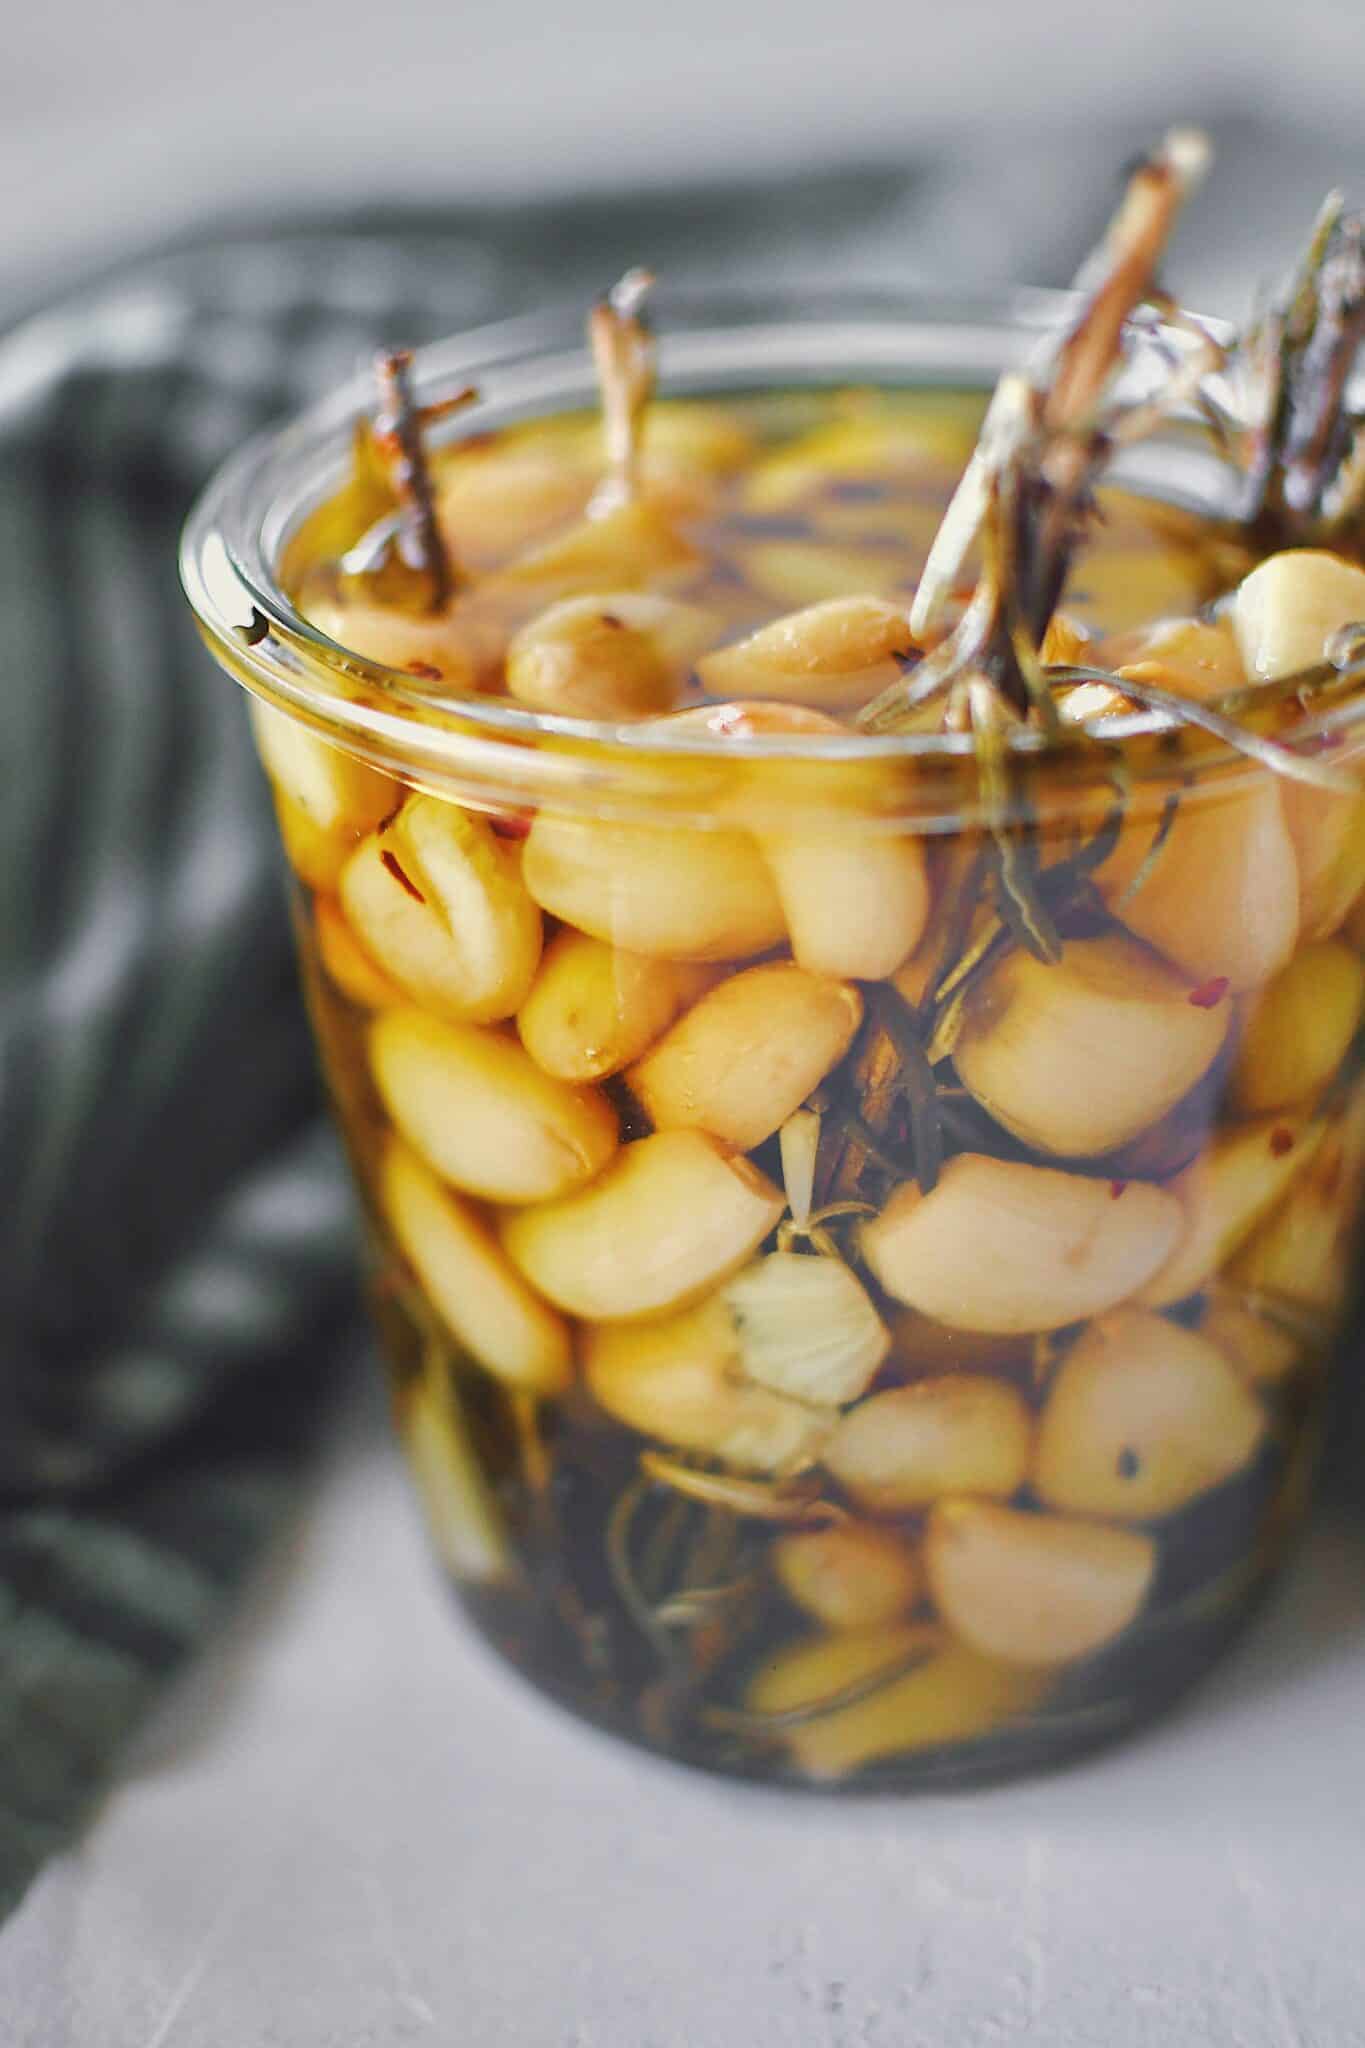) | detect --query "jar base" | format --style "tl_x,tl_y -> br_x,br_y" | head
452,1560 -> 1276,1794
